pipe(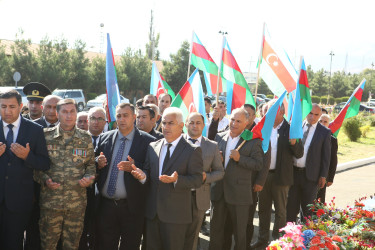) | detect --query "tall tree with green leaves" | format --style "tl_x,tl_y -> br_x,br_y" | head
310,69 -> 328,97
0,42 -> 12,85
